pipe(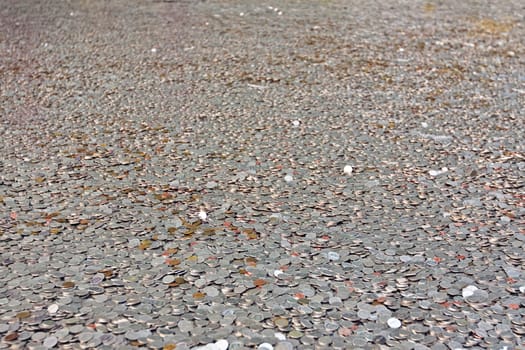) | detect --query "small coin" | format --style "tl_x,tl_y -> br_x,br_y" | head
54,329 -> 69,340
124,330 -> 140,341
69,325 -> 85,334
136,329 -> 151,339
62,281 -> 75,289
318,336 -> 332,346
352,336 -> 368,347
273,317 -> 289,328
4,332 -> 18,341
90,273 -> 105,285
43,335 -> 58,348
78,331 -> 95,343
203,286 -> 220,297
100,333 -> 116,345
258,343 -> 274,350
32,332 -> 47,342
325,320 -> 339,332
16,311 -> 32,319
462,285 -> 478,298
178,320 -> 193,333
162,275 -> 175,284
357,309 -> 371,319
388,317 -> 402,329
18,332 -> 32,341
275,342 -> 294,350
47,304 -> 59,314
327,252 -> 340,261
40,320 -> 55,330
288,330 -> 303,339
